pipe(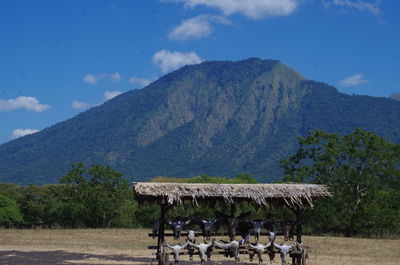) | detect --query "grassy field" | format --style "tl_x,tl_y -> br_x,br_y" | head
0,229 -> 399,264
